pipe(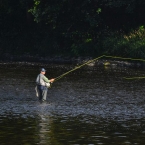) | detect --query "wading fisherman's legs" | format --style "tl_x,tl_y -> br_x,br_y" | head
37,85 -> 48,101
37,85 -> 43,100
42,87 -> 48,101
